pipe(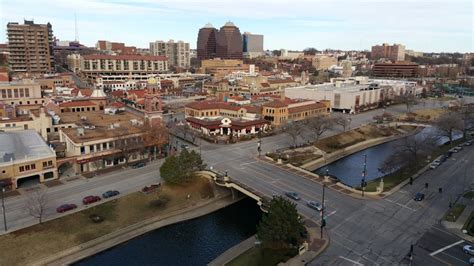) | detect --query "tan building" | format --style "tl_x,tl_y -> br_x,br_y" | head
150,40 -> 190,68
0,107 -> 52,139
35,73 -> 76,91
261,99 -> 328,126
0,80 -> 45,106
312,55 -> 338,70
371,43 -> 405,61
7,20 -> 54,75
0,130 -> 58,190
